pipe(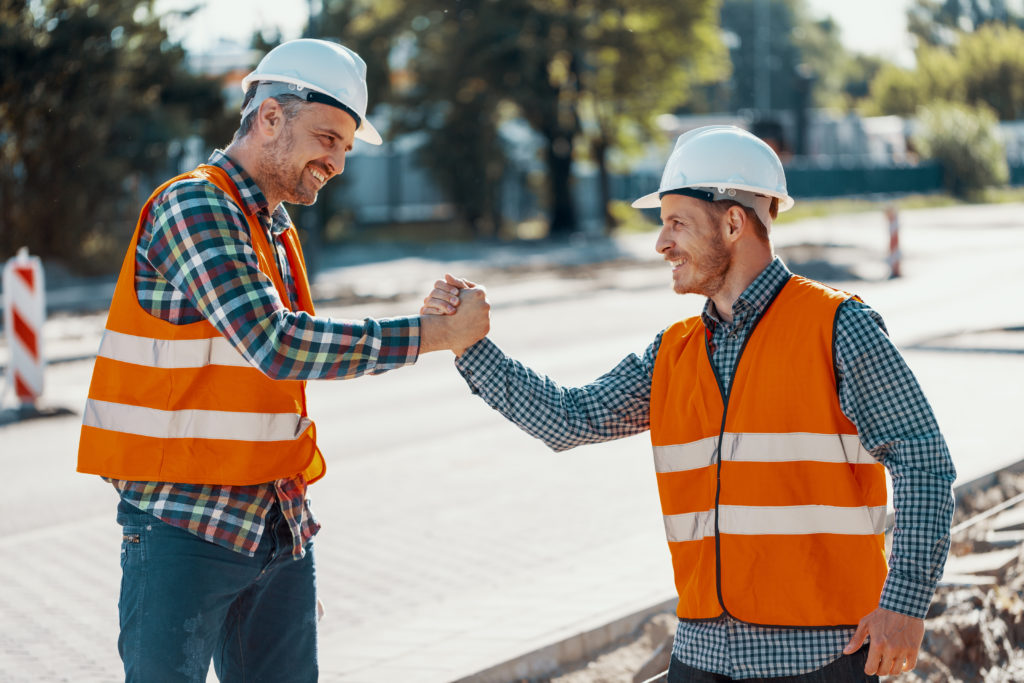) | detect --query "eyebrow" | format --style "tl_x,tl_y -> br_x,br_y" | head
312,125 -> 345,140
